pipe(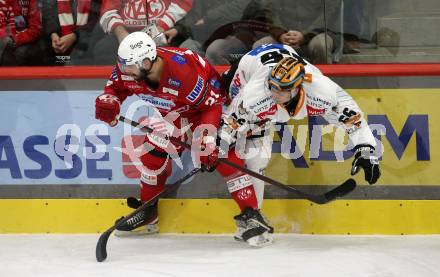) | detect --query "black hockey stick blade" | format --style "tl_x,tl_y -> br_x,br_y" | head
95,167 -> 201,262
96,229 -> 114,262
314,178 -> 357,204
